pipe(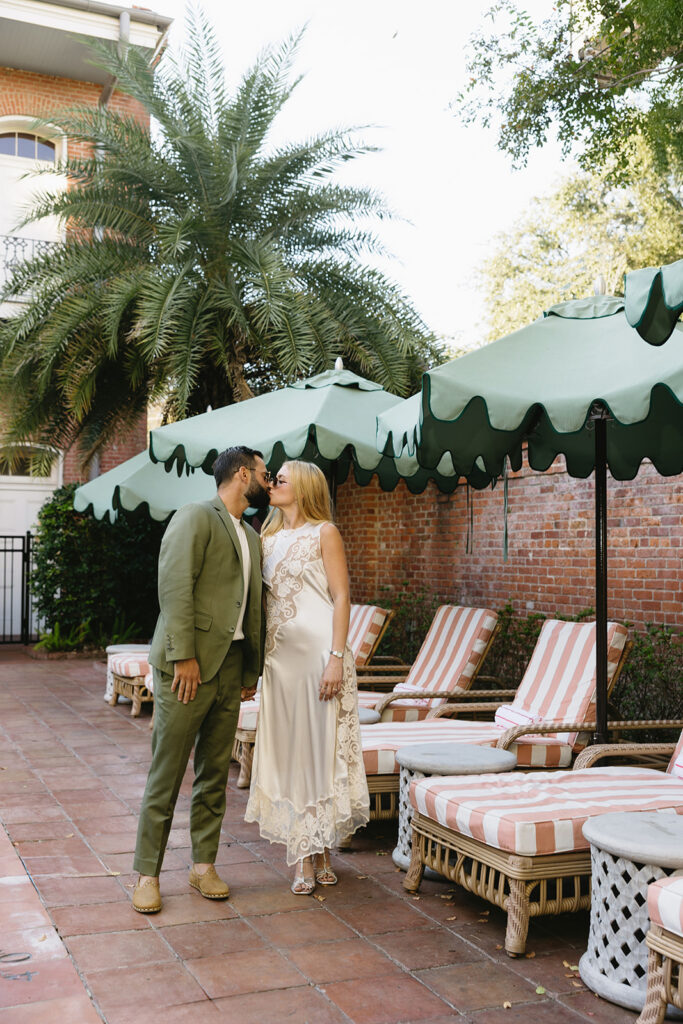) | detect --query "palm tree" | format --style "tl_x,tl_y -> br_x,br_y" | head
0,9 -> 438,471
